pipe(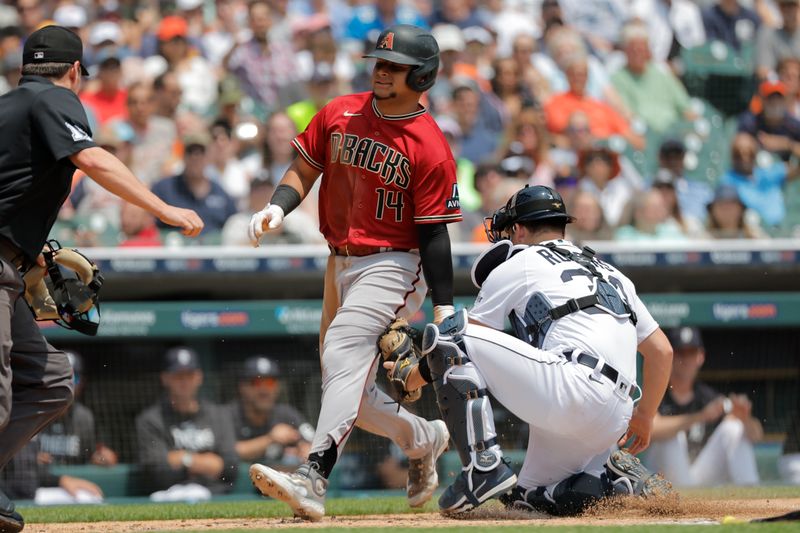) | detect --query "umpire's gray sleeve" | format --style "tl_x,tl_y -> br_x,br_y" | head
210,404 -> 239,491
135,406 -> 185,490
